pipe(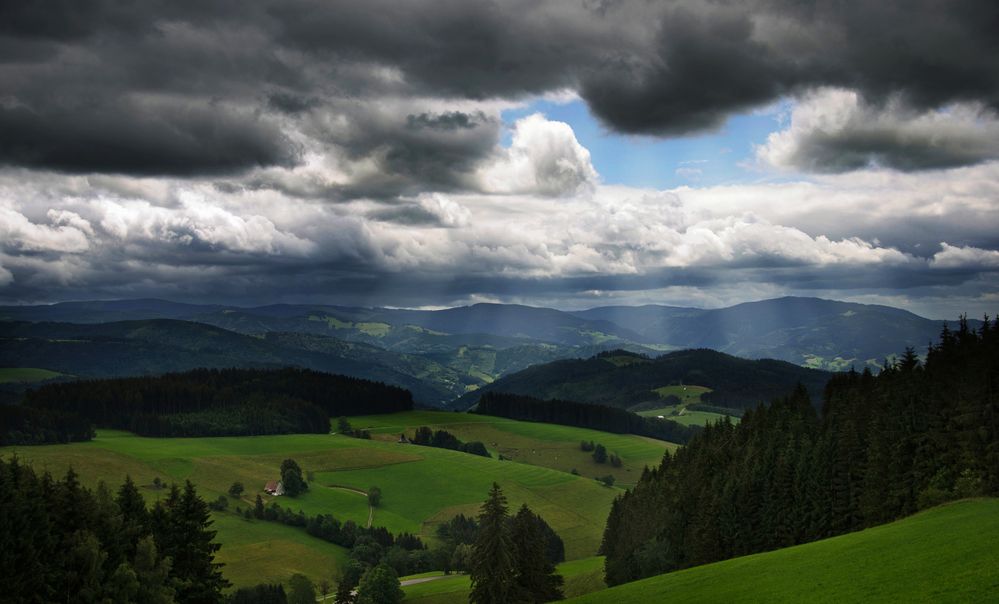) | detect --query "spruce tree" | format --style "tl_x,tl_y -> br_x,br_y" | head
509,505 -> 564,603
158,481 -> 229,603
469,483 -> 516,604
